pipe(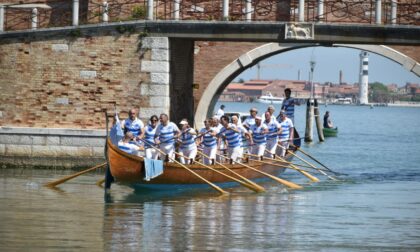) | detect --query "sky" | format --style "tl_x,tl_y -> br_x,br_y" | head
234,47 -> 420,86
